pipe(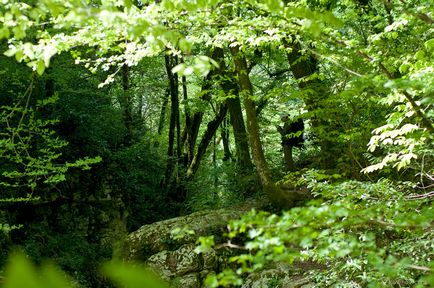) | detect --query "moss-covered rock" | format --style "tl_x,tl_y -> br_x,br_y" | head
122,202 -> 259,287
171,273 -> 201,288
122,203 -> 256,261
145,244 -> 205,279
